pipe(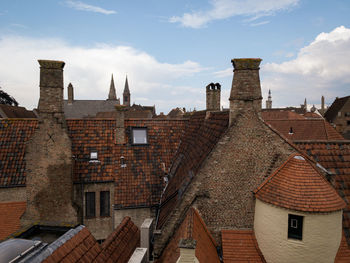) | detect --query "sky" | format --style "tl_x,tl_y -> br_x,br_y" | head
0,0 -> 349,114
